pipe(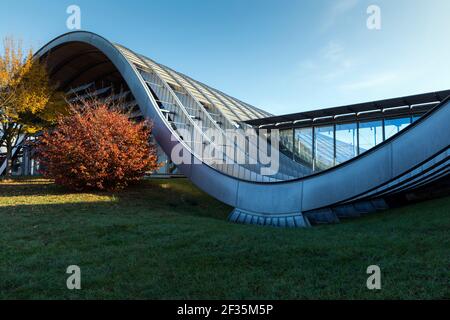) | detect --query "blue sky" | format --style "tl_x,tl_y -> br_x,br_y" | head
1,0 -> 450,115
